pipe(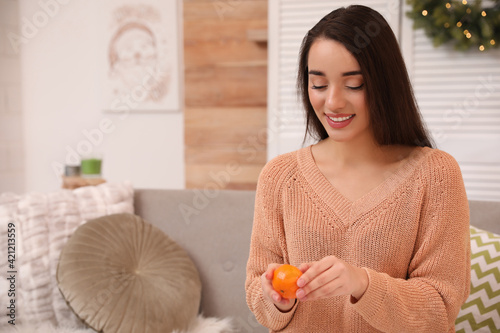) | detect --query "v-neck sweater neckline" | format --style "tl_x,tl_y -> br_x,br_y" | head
296,145 -> 432,224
